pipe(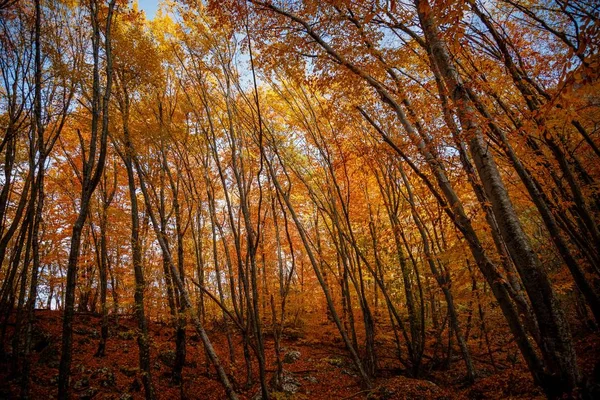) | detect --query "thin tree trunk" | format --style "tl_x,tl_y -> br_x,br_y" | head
417,1 -> 579,394
58,3 -> 116,397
